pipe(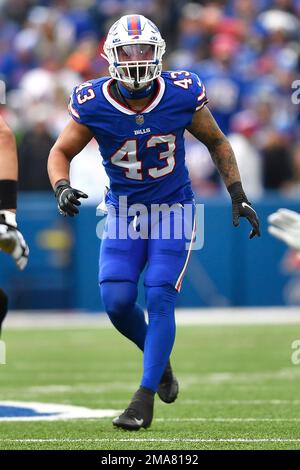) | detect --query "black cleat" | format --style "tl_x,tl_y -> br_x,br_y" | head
113,387 -> 154,431
0,289 -> 8,337
157,360 -> 179,404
